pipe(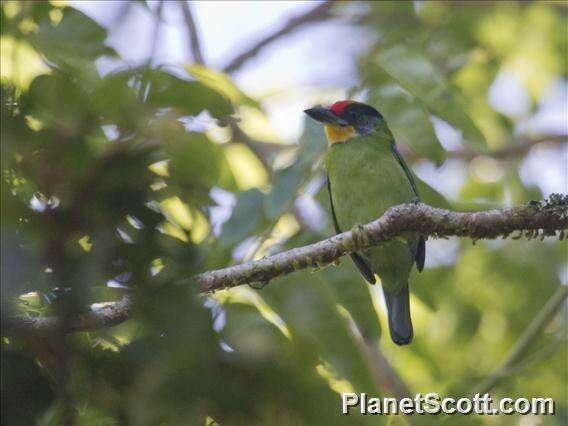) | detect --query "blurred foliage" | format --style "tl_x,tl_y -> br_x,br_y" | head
1,1 -> 566,425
